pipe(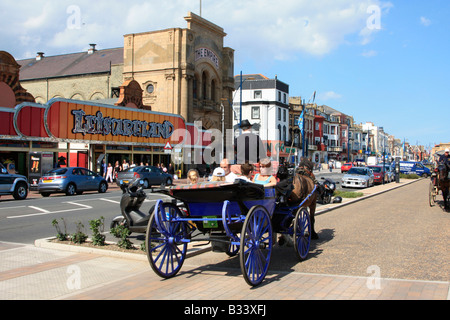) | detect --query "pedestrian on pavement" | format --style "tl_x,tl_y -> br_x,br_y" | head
122,159 -> 129,170
105,163 -> 114,183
